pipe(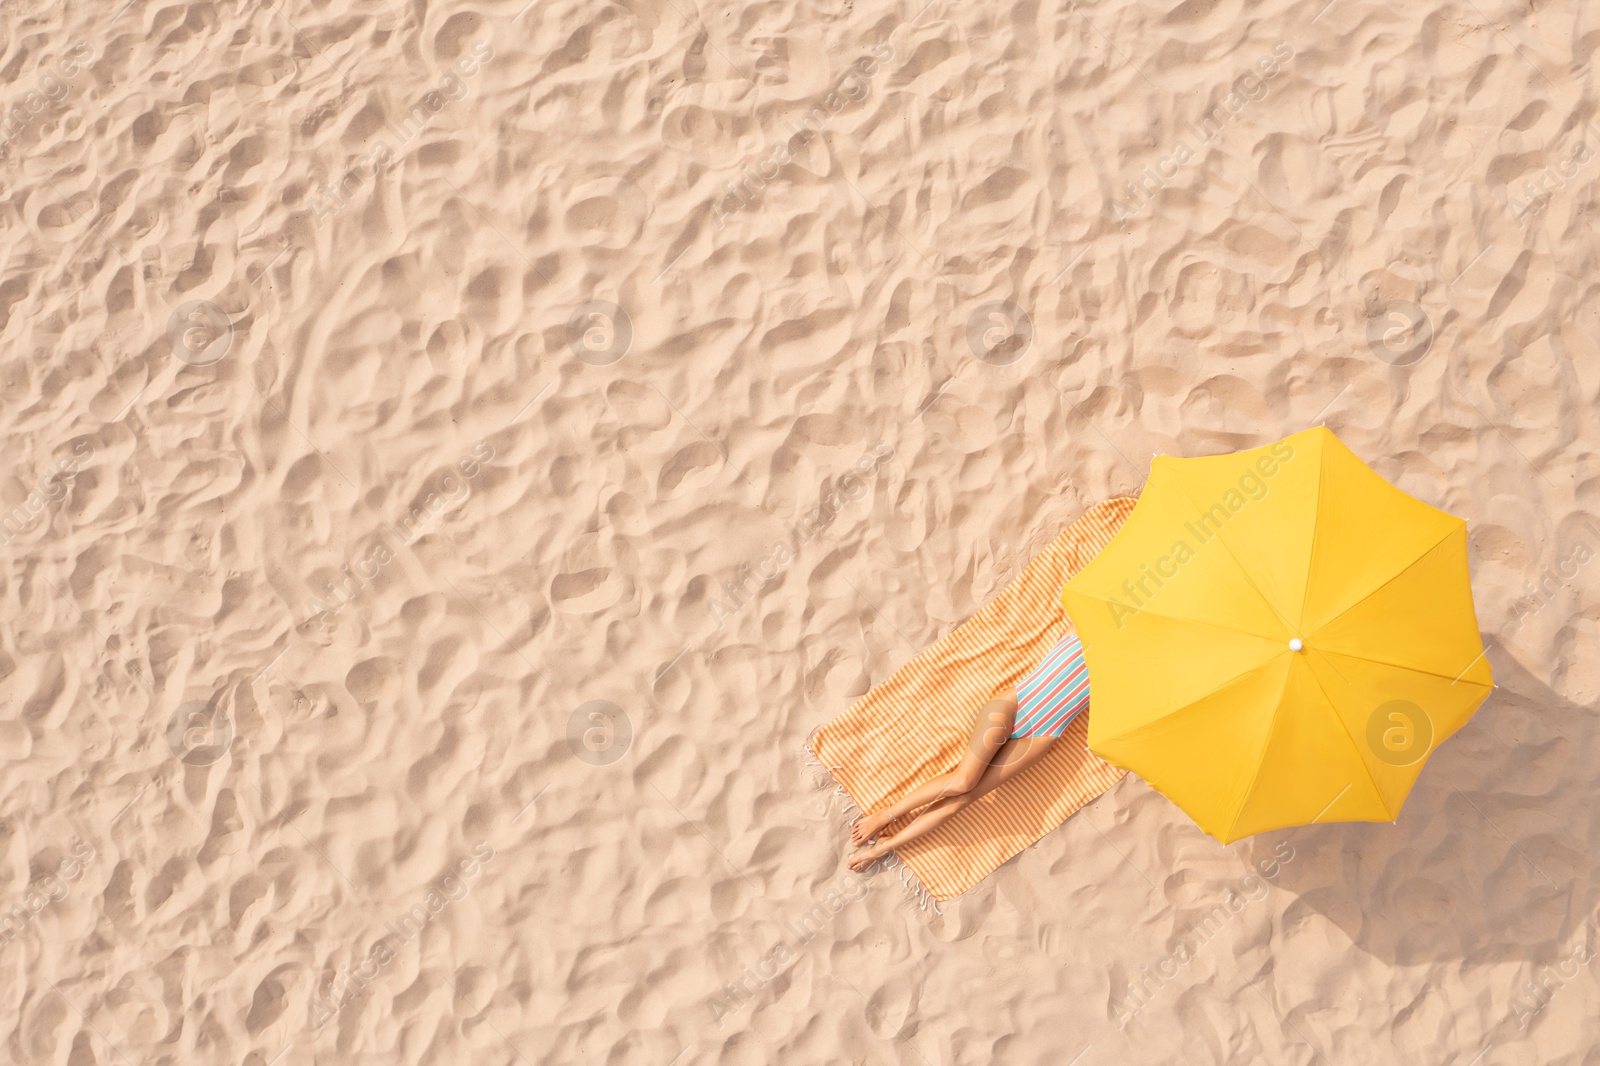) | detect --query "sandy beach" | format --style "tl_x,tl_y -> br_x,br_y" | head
1,0 -> 1598,1062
